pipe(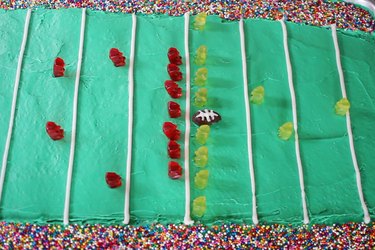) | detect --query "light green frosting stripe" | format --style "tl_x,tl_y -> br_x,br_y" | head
130,15 -> 186,224
0,9 -> 374,225
287,22 -> 363,223
189,17 -> 253,224
69,11 -> 132,222
0,9 -> 26,197
339,29 -> 375,220
245,19 -> 303,224
0,8 -> 81,222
